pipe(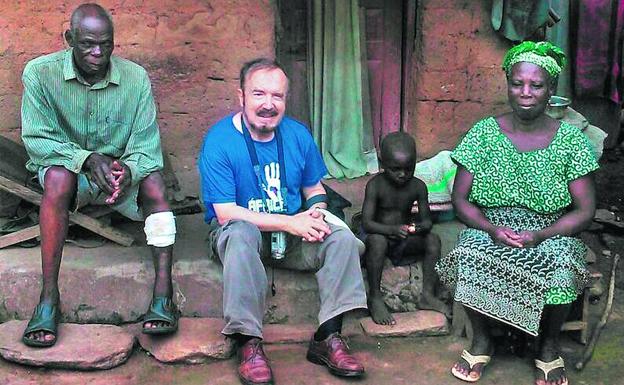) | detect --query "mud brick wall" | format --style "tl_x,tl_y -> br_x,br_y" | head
0,0 -> 275,157
0,0 -> 513,164
407,0 -> 511,158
